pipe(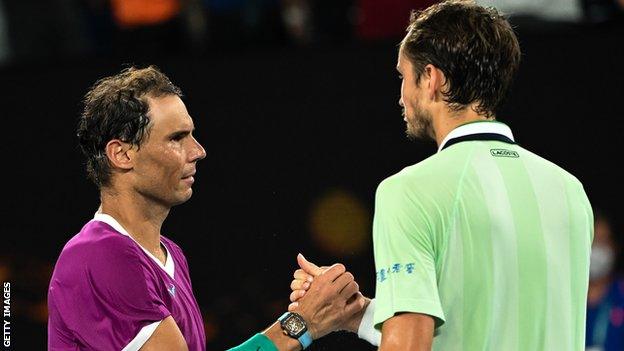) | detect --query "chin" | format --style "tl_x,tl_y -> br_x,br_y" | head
170,189 -> 193,206
406,122 -> 423,139
405,114 -> 434,140
181,189 -> 194,202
